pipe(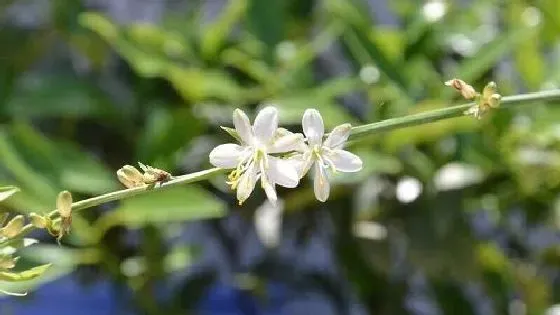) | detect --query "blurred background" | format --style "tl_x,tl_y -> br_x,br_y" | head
1,0 -> 560,314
